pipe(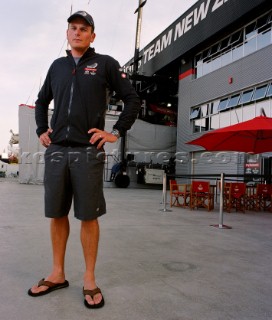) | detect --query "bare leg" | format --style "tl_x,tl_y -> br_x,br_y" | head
29,216 -> 70,294
81,218 -> 103,305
